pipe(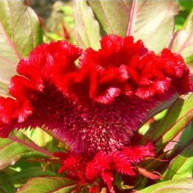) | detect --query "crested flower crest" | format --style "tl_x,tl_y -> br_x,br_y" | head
0,35 -> 192,192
